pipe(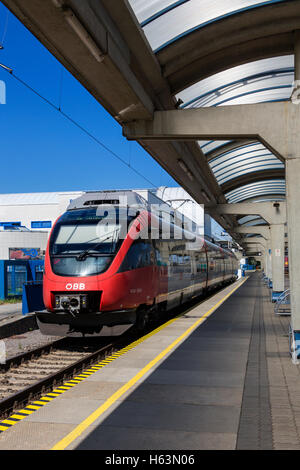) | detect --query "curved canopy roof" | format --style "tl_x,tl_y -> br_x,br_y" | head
194,56 -> 292,198
128,0 -> 291,213
1,0 -> 295,249
237,215 -> 268,226
207,142 -> 284,187
177,55 -> 294,108
225,180 -> 286,203
129,0 -> 288,51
